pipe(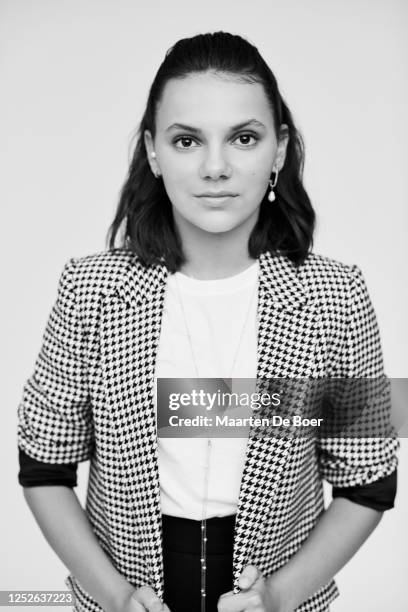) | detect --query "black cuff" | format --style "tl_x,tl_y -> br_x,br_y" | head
18,447 -> 78,488
332,469 -> 397,511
